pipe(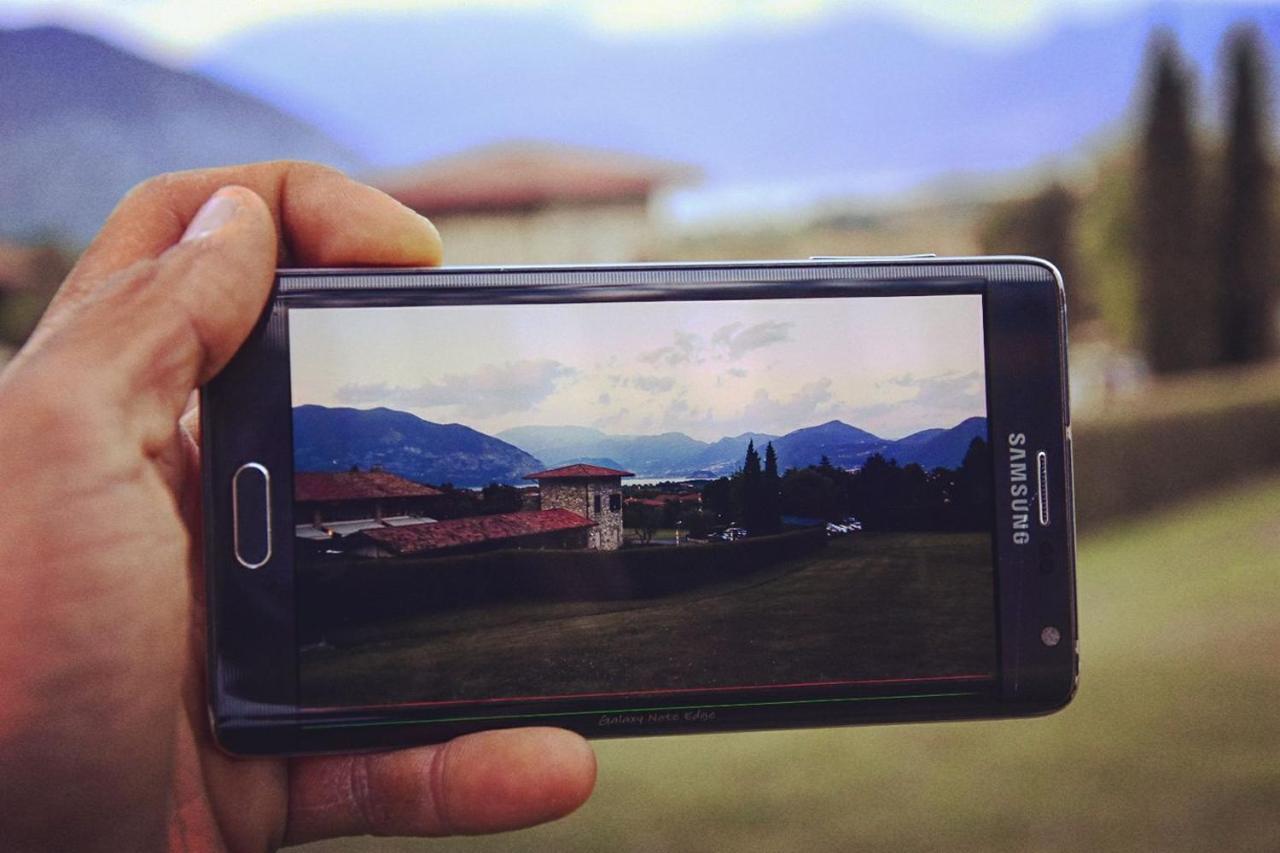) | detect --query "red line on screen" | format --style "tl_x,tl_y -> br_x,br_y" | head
305,673 -> 995,714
